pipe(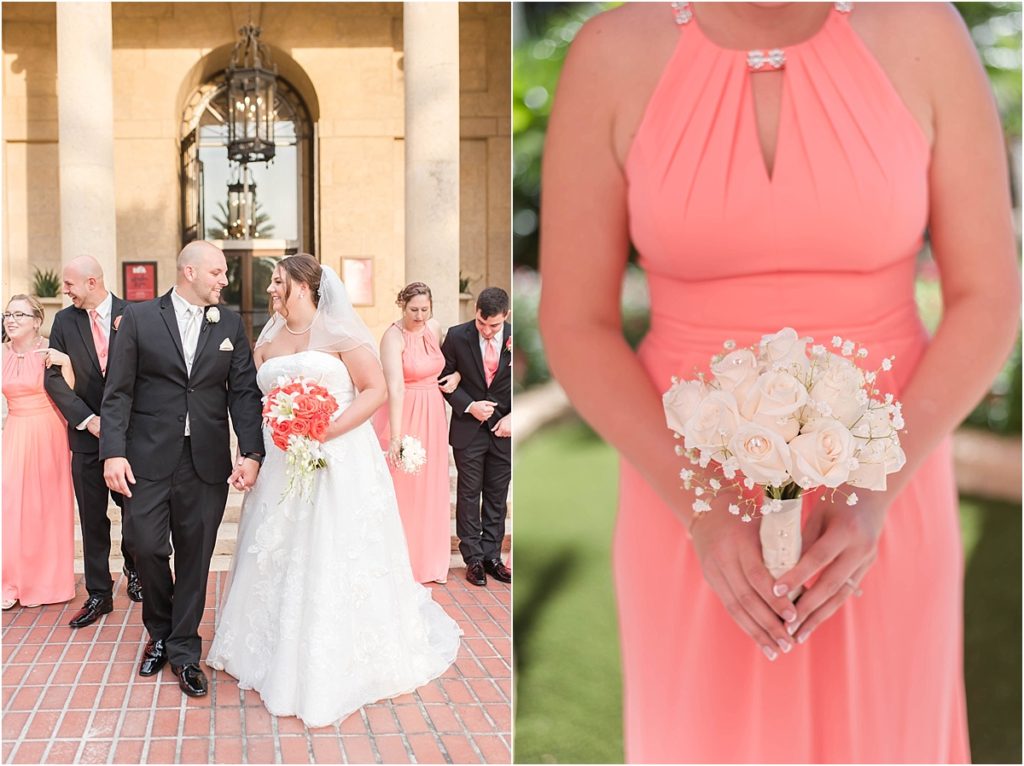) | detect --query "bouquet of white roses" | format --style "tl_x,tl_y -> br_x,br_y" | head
395,434 -> 427,475
662,328 -> 906,587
